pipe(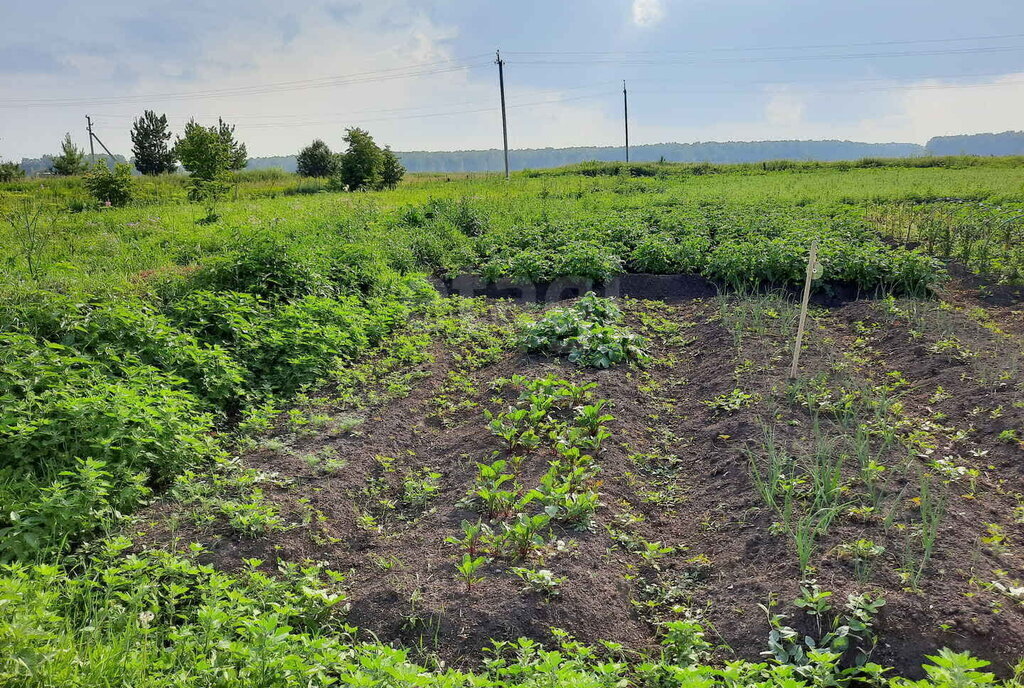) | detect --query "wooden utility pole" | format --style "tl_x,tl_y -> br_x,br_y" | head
496,50 -> 509,180
623,81 -> 630,163
789,239 -> 820,379
85,117 -> 116,165
86,115 -> 96,164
